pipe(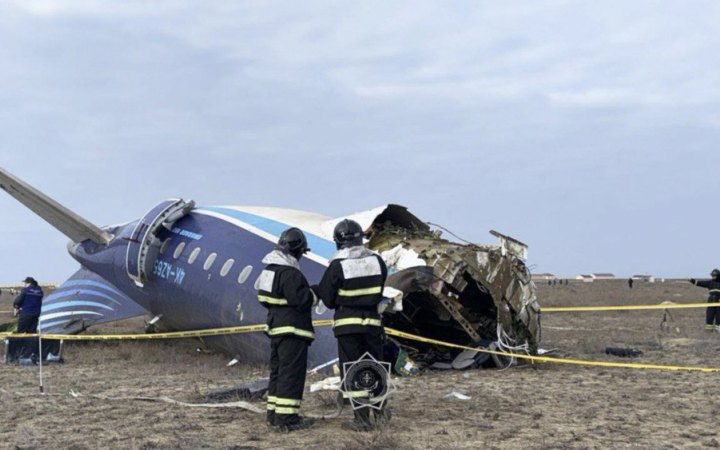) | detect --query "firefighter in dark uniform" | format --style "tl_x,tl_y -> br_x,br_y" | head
316,219 -> 390,431
690,269 -> 720,331
257,228 -> 317,432
13,277 -> 44,333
